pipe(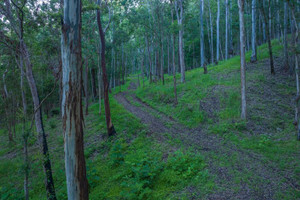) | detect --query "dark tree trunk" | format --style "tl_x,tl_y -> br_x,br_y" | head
97,1 -> 116,137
